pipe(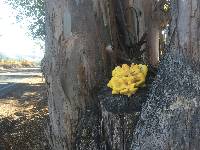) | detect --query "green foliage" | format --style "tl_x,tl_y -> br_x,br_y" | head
6,0 -> 45,41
